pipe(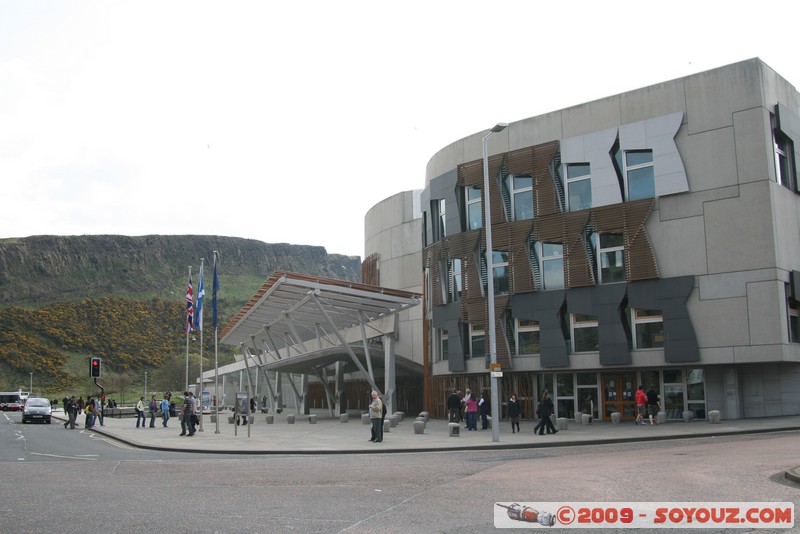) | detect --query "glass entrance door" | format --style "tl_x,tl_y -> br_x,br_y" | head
601,373 -> 638,421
